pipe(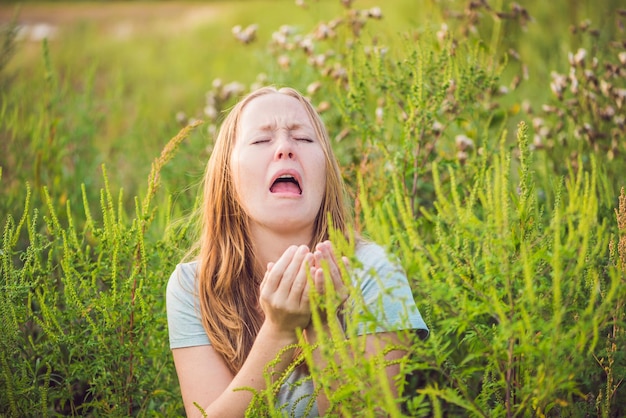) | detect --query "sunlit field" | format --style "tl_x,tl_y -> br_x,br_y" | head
1,0 -> 625,416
